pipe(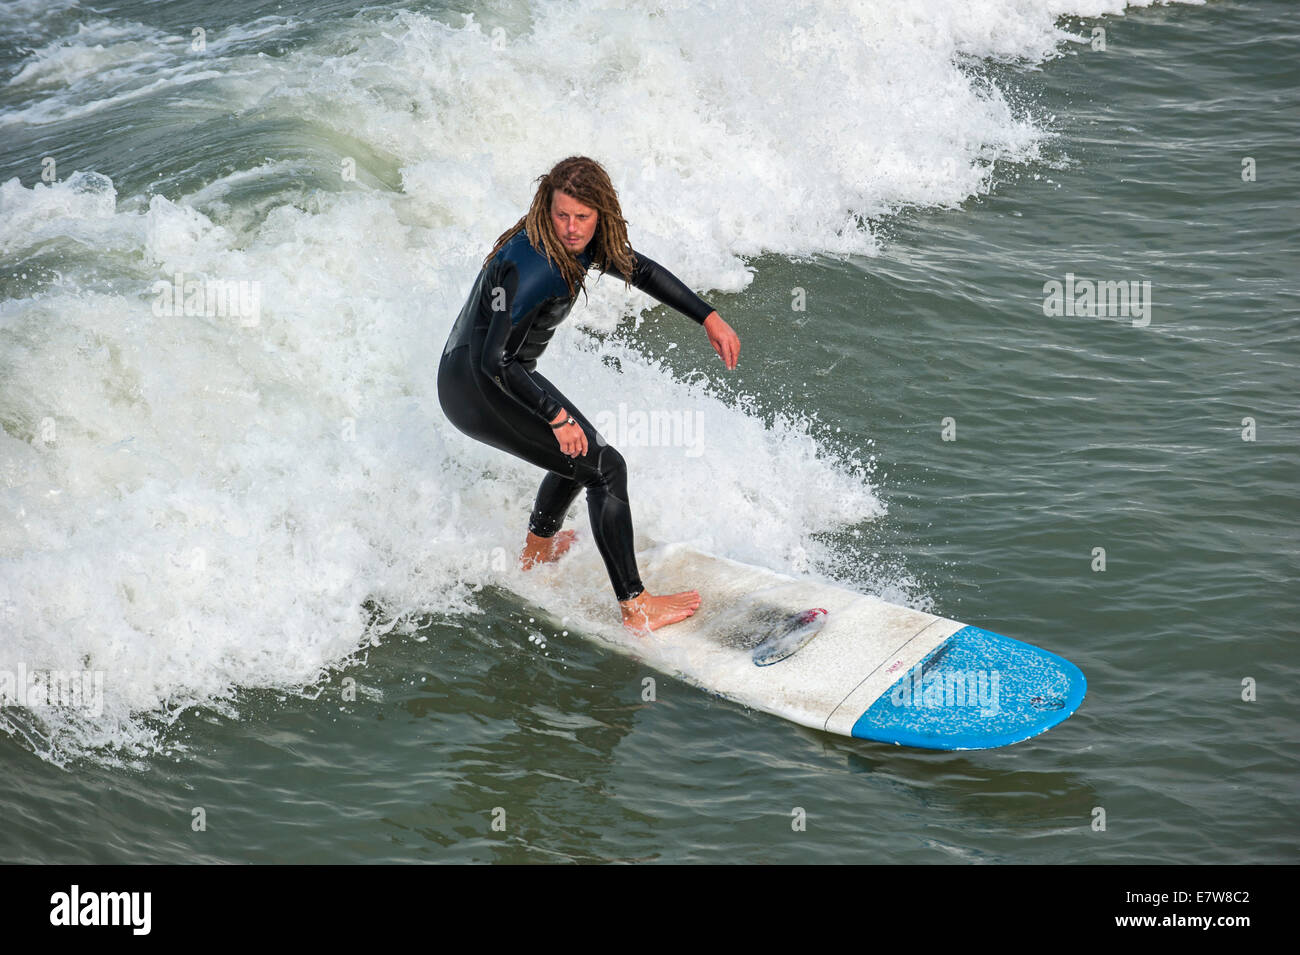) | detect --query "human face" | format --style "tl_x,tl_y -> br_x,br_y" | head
550,190 -> 598,254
